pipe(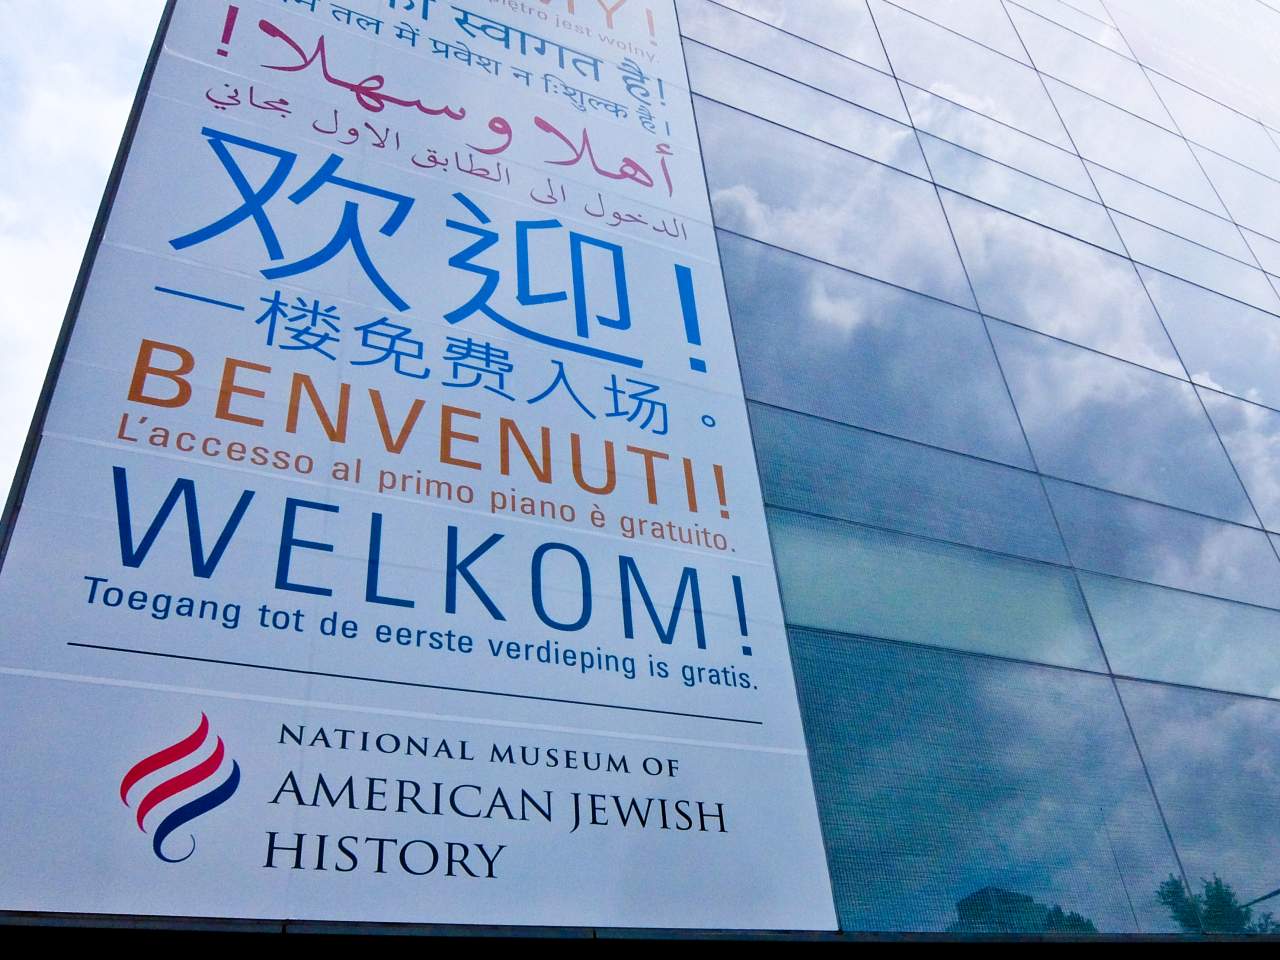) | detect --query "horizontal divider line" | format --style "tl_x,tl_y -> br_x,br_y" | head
65,642 -> 764,726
